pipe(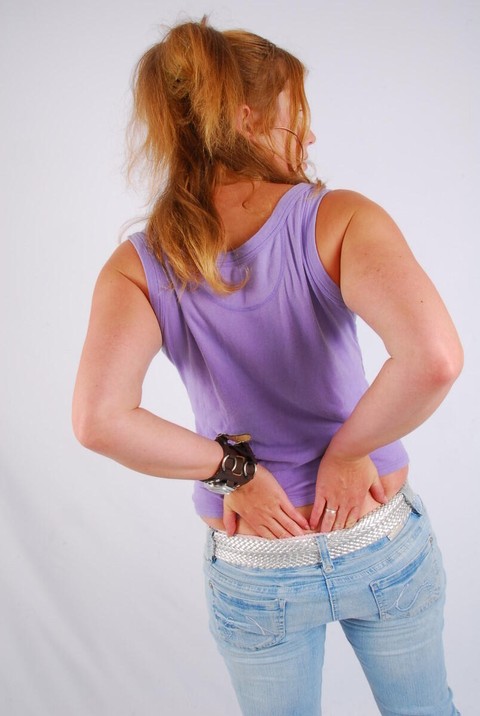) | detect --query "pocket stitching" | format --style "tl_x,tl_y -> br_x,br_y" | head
209,582 -> 286,651
370,534 -> 444,621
